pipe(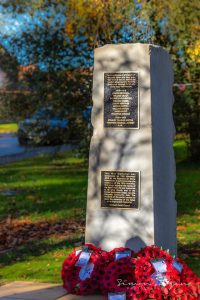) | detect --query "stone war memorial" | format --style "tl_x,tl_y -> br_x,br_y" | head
62,44 -> 200,300
85,43 -> 177,255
